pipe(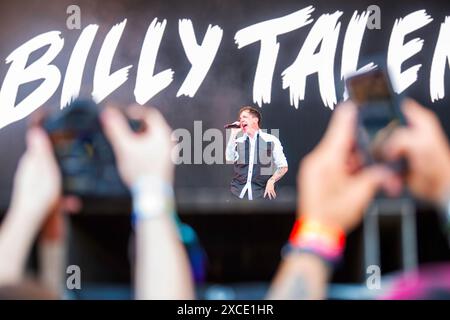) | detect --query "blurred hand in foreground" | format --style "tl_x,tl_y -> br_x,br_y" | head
298,101 -> 401,232
384,99 -> 450,206
10,127 -> 61,225
101,106 -> 174,186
